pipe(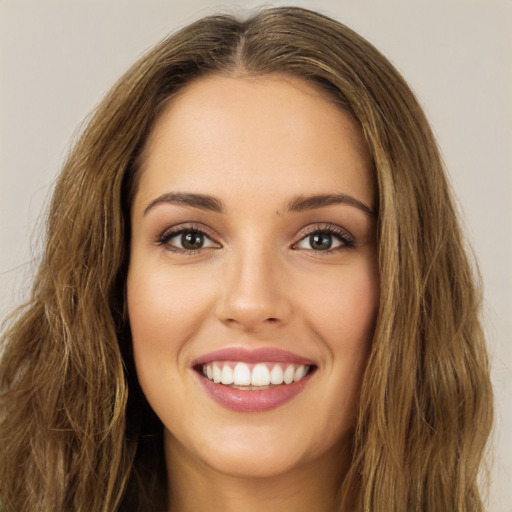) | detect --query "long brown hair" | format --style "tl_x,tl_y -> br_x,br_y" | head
0,7 -> 492,511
